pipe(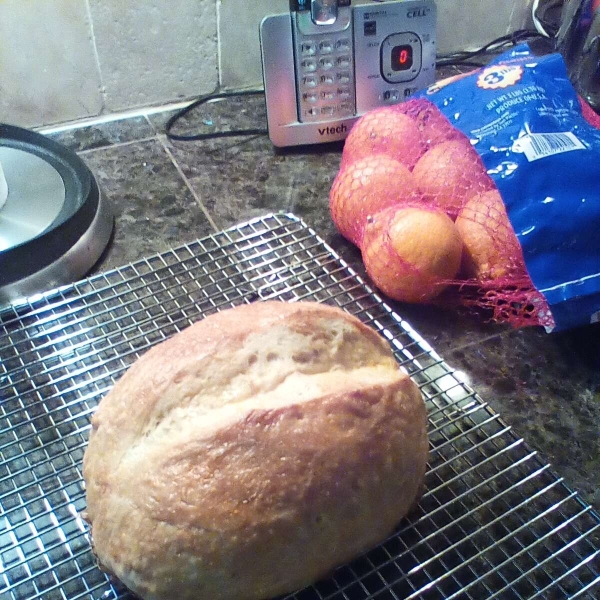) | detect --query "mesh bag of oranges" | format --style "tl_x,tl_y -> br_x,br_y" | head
330,45 -> 600,332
